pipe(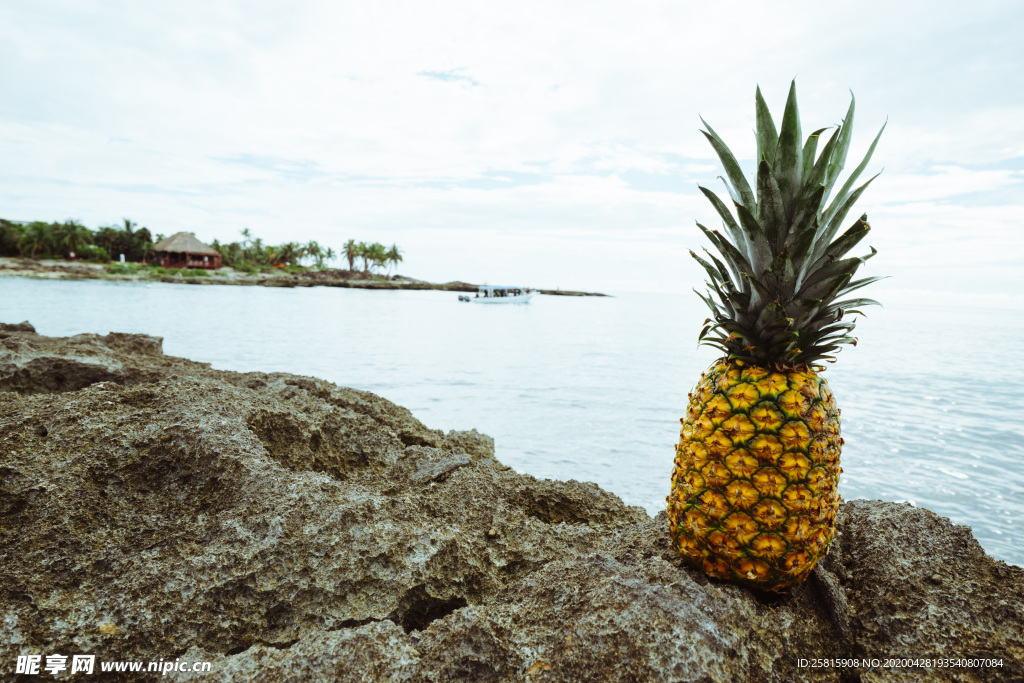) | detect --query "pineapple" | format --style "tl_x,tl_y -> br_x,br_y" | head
667,82 -> 885,591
